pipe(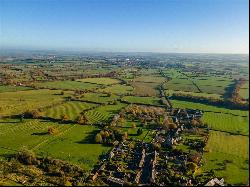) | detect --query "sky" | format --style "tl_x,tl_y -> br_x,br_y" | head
0,0 -> 249,54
